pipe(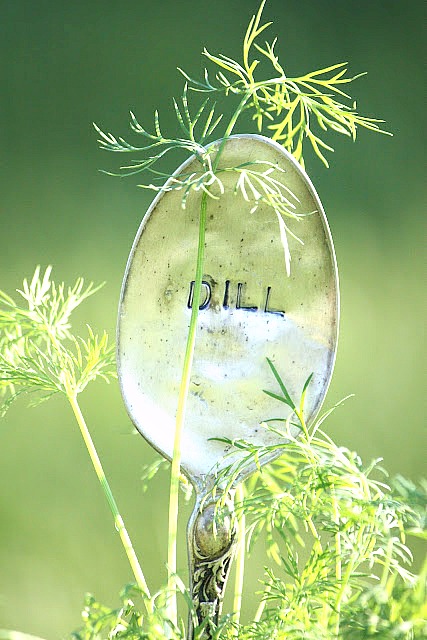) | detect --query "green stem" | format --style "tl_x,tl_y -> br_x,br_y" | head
380,537 -> 394,588
232,483 -> 246,632
215,93 -> 251,166
333,522 -> 367,628
307,515 -> 323,553
332,492 -> 342,638
166,91 -> 251,626
166,190 -> 208,623
253,583 -> 270,624
68,394 -> 152,613
0,631 -> 49,640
